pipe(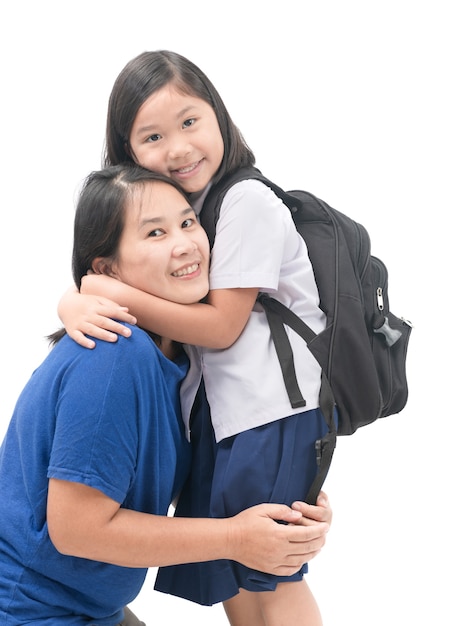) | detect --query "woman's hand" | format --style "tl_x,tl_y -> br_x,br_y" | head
290,491 -> 333,527
228,502 -> 330,576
